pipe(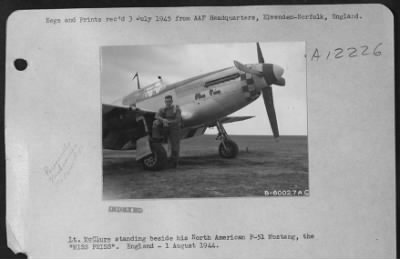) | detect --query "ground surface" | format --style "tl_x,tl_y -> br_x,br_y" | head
103,135 -> 308,199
